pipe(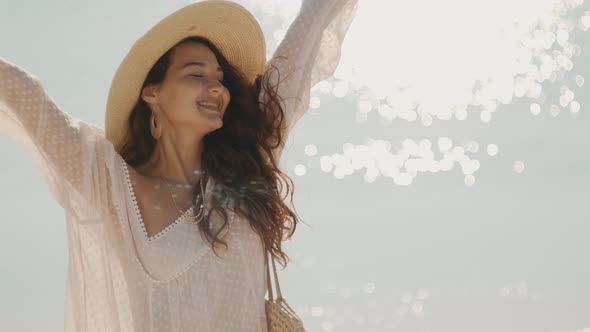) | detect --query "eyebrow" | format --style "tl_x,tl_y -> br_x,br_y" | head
182,61 -> 223,72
